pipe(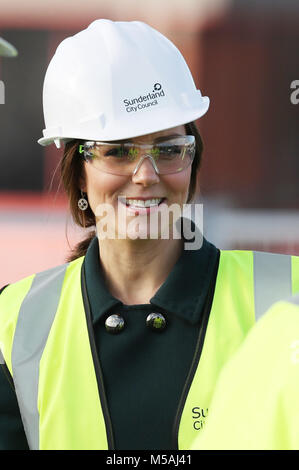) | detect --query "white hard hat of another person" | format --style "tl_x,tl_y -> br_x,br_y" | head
0,37 -> 18,57
38,19 -> 210,149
